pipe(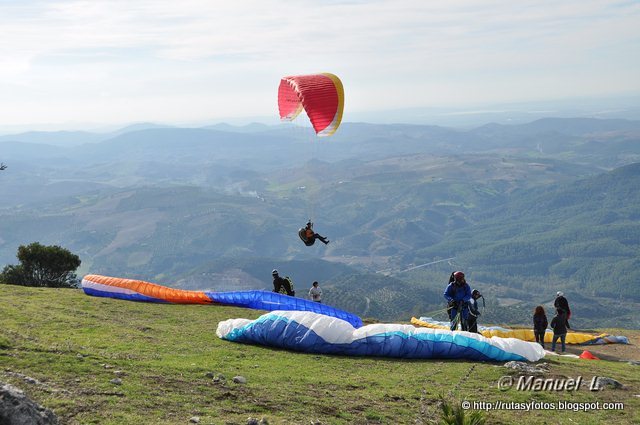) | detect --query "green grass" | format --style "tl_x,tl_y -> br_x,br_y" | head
1,284 -> 638,424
